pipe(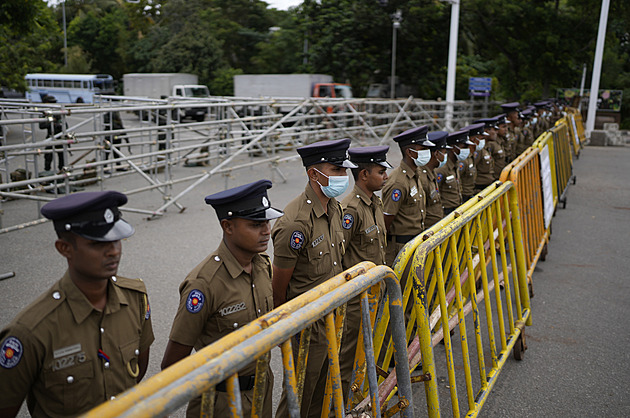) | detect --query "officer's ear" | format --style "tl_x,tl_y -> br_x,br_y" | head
55,238 -> 73,259
306,166 -> 319,182
220,218 -> 234,235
